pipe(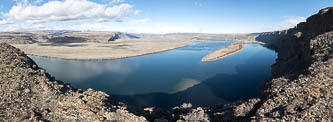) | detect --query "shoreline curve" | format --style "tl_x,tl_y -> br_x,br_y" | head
12,41 -> 194,61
